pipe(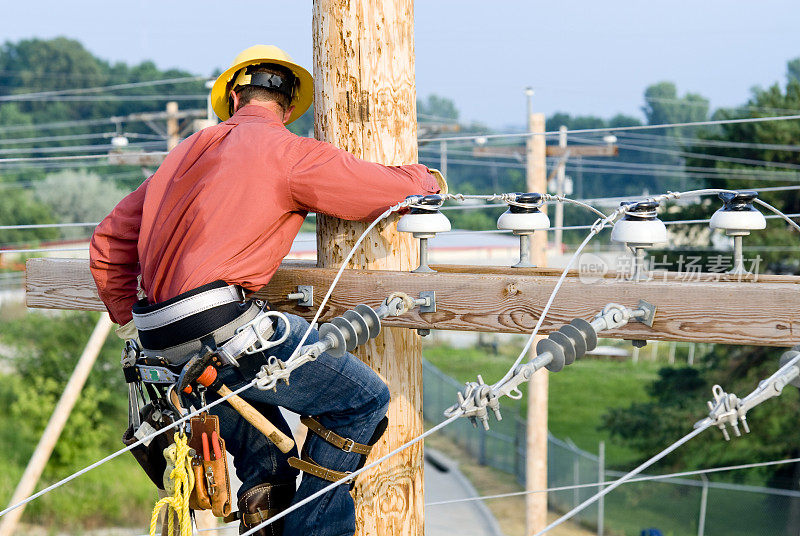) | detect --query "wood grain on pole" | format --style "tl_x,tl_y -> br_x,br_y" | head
26,258 -> 800,347
0,313 -> 113,536
526,112 -> 548,535
312,2 -> 424,535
